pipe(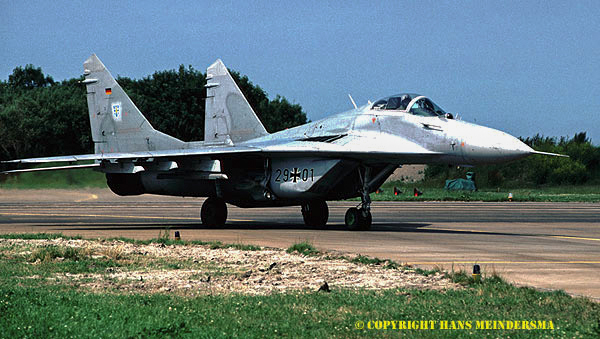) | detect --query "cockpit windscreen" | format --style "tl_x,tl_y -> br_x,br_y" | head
371,93 -> 447,117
